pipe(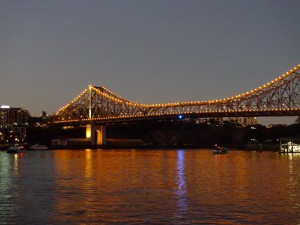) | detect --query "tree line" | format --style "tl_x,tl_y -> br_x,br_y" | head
26,116 -> 300,149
